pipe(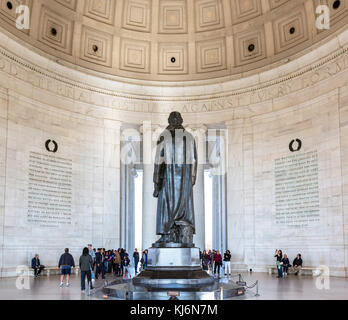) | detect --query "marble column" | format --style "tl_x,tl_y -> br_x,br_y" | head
102,120 -> 122,250
187,125 -> 207,251
0,88 -> 8,276
120,126 -> 142,253
120,143 -> 136,253
208,129 -> 228,254
225,119 -> 247,271
141,122 -> 164,250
